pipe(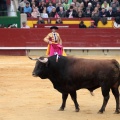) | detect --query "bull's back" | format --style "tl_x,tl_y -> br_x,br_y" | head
65,58 -> 119,88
